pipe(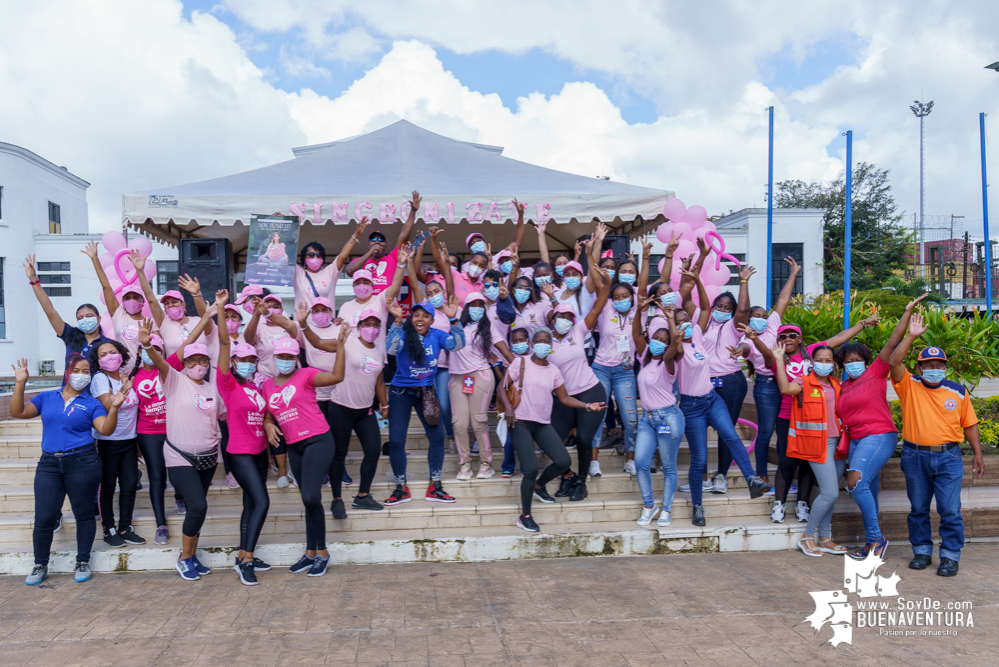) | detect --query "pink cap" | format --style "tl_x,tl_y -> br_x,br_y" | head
183,343 -> 210,359
553,302 -> 576,315
273,338 -> 300,355
119,284 -> 144,298
149,334 -> 164,350
352,269 -> 373,284
223,304 -> 241,315
263,294 -> 282,306
358,308 -> 382,323
466,232 -> 485,248
311,297 -> 333,310
493,249 -> 512,267
464,291 -> 485,305
648,317 -> 670,335
159,289 -> 183,303
777,324 -> 802,336
232,342 -> 258,358
235,285 -> 264,304
563,261 -> 584,275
